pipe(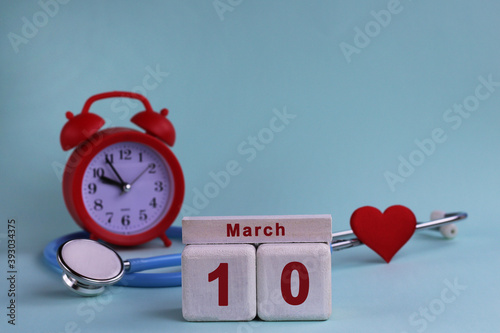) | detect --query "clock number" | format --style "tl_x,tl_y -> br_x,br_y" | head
154,181 -> 164,192
121,215 -> 130,226
105,212 -> 113,223
94,199 -> 103,211
120,149 -> 132,160
139,209 -> 148,221
139,152 -> 143,162
148,163 -> 156,174
93,168 -> 104,178
149,197 -> 157,208
208,263 -> 229,306
88,183 -> 97,194
105,154 -> 114,163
